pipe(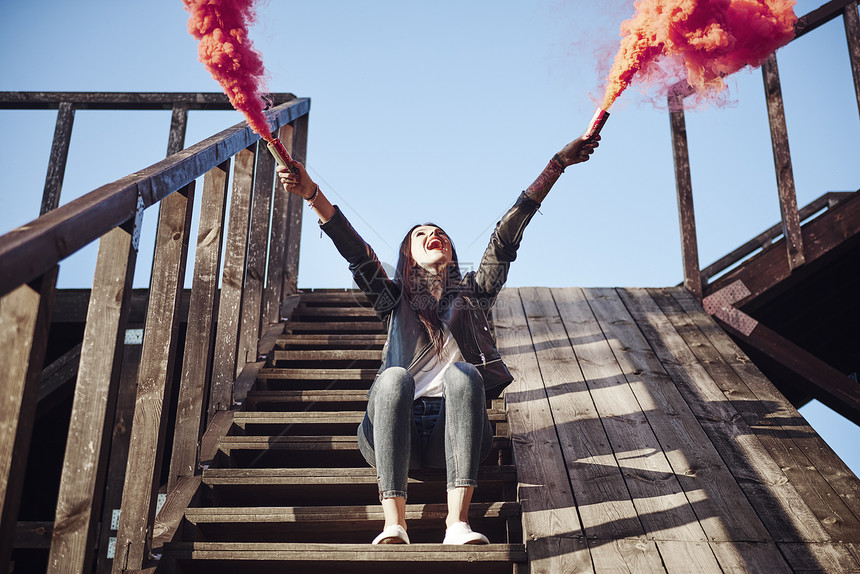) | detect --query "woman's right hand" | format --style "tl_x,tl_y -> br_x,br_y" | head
277,161 -> 318,199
